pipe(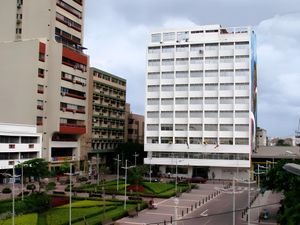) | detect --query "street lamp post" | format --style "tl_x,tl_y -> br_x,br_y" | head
114,154 -> 121,191
133,152 -> 139,167
12,163 -> 15,225
69,164 -> 72,225
121,160 -> 135,209
17,161 -> 24,201
149,157 -> 152,183
233,176 -> 236,225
